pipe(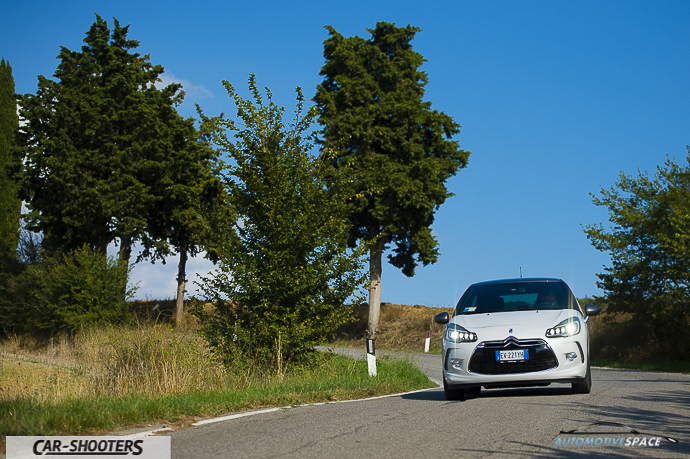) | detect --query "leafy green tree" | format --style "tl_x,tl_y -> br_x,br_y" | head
17,15 -> 188,273
585,148 -> 690,357
38,245 -> 135,334
141,120 -> 225,324
0,58 -> 20,269
1,244 -> 134,336
195,75 -> 366,369
313,22 -> 470,337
